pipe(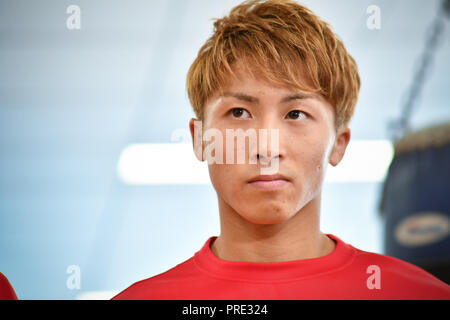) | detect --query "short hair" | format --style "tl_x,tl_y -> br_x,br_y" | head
186,0 -> 361,130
